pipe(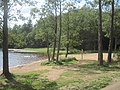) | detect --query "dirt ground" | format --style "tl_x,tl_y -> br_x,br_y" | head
0,53 -> 110,79
12,53 -> 109,71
